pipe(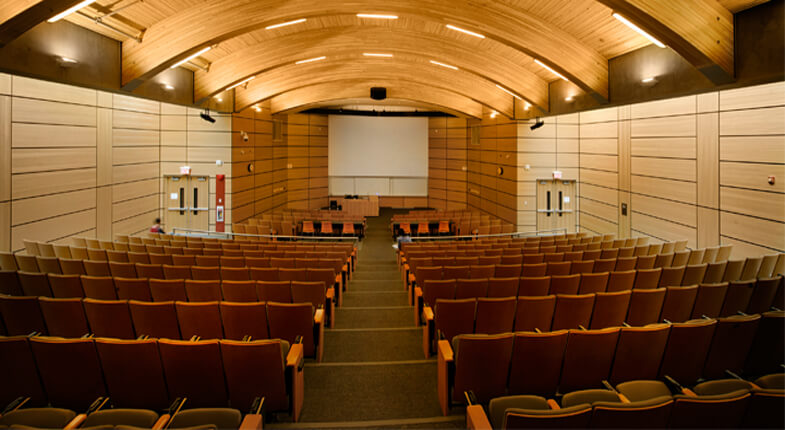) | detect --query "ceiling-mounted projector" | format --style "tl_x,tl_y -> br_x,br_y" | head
200,109 -> 216,123
530,118 -> 544,130
370,87 -> 387,100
